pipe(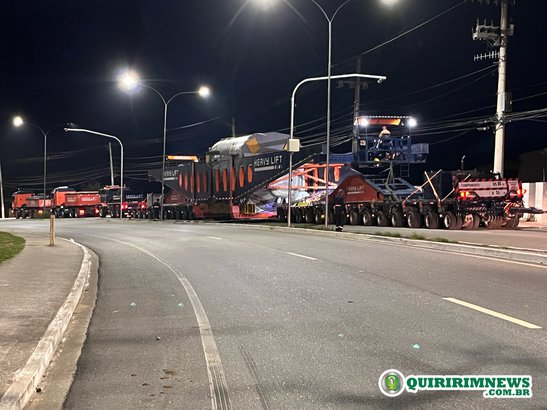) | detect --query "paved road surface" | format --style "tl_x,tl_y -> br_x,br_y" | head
2,219 -> 546,409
